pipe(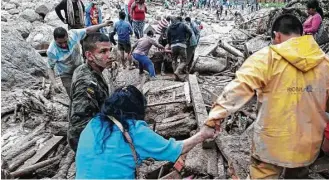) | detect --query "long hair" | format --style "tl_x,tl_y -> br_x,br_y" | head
97,85 -> 147,151
307,0 -> 324,18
